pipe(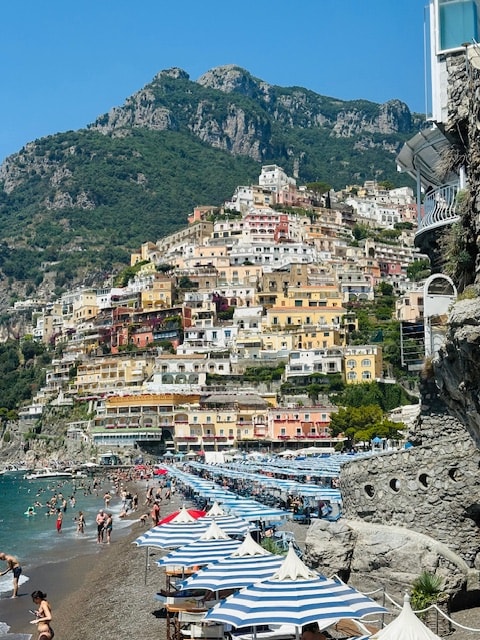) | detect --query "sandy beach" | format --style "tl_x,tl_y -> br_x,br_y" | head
2,483 -> 480,640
